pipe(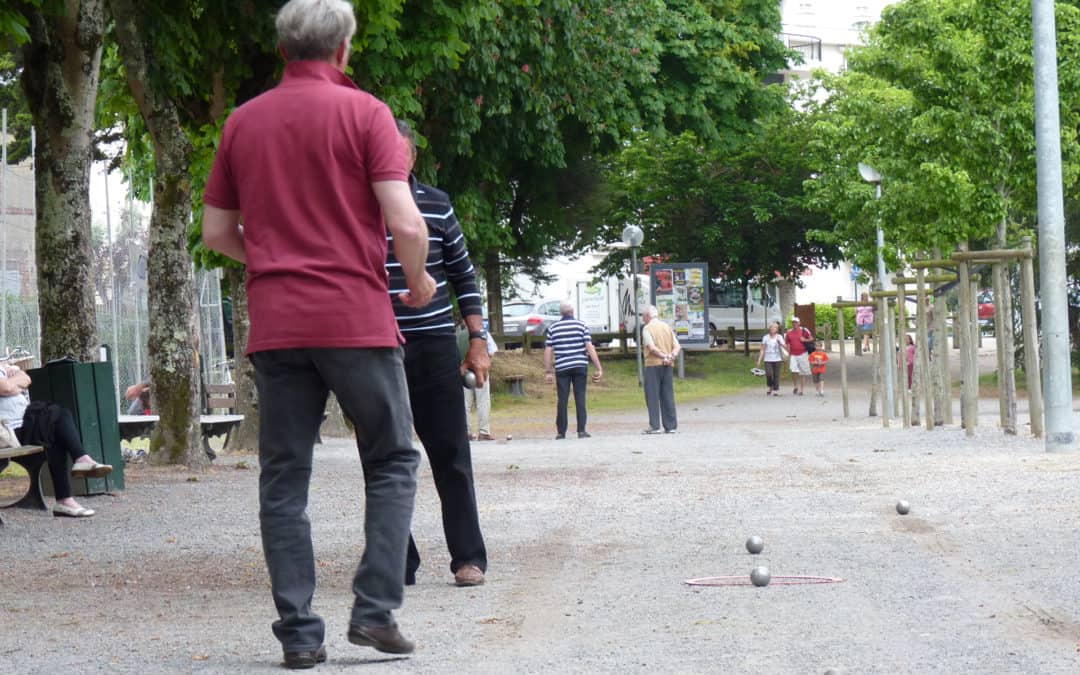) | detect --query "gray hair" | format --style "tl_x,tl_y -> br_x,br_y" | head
643,305 -> 658,318
276,0 -> 356,61
559,301 -> 574,317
